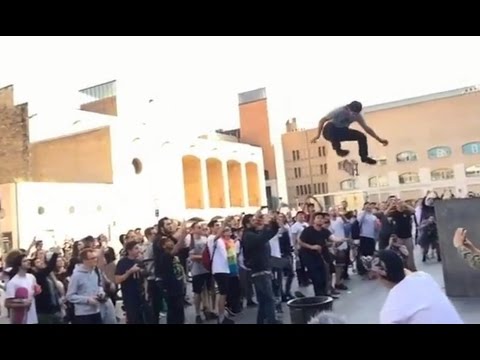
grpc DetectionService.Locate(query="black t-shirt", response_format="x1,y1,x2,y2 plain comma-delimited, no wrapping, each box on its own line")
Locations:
390,210,413,239
157,250,185,297
115,257,144,305
299,226,332,263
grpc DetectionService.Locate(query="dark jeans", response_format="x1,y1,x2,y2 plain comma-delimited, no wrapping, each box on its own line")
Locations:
73,313,102,324
124,299,145,324
323,122,369,158
147,279,165,324
357,236,376,275
282,254,294,296
239,267,254,304
38,312,63,324
226,276,242,312
251,273,277,324
295,252,310,287
166,295,185,324
305,260,327,296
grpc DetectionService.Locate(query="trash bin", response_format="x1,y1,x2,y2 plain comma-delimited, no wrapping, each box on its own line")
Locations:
286,296,334,324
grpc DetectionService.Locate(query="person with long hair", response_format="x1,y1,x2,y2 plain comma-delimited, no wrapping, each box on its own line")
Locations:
4,253,40,324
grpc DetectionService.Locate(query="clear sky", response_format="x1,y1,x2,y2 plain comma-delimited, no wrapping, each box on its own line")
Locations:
1,36,480,139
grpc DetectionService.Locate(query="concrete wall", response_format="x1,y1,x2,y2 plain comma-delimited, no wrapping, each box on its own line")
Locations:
0,85,31,183
80,96,117,116
0,183,19,249
15,182,114,250
30,127,113,183
435,198,480,297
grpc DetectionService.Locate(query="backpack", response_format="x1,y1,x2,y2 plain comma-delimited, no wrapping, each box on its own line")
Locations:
201,238,218,272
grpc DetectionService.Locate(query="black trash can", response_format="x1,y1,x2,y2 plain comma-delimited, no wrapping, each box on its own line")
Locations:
286,296,333,324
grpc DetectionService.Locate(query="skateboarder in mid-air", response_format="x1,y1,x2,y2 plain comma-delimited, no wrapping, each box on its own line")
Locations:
311,101,388,165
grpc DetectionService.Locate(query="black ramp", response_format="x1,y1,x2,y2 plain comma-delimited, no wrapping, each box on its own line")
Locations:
435,198,480,297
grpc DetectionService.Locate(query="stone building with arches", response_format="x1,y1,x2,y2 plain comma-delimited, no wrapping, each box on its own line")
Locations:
282,85,480,208
0,81,266,250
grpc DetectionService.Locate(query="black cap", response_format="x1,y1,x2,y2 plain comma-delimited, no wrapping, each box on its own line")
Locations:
361,249,405,284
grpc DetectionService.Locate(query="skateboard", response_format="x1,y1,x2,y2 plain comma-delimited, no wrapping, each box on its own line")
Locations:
338,159,359,176
11,287,29,324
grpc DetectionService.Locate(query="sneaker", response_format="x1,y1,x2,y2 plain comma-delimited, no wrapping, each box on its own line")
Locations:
204,311,218,321
294,291,306,298
336,149,350,157
335,284,348,291
361,157,377,165
329,289,341,299
195,315,203,324
225,307,241,317
275,303,283,313
219,317,235,324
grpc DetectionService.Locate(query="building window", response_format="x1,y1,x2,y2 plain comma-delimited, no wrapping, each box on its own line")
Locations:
325,183,328,193
324,164,328,174
300,186,304,196
37,206,45,215
340,179,357,191
396,151,418,163
296,186,300,196
292,150,296,161
296,150,300,160
321,183,327,194
320,164,325,175
318,146,326,157
368,176,389,188
264,170,270,180
303,185,307,195
294,167,302,179
465,165,480,178
428,146,452,159
399,172,420,184
462,142,480,155
431,168,454,181
314,183,318,193
307,184,312,194
132,158,143,174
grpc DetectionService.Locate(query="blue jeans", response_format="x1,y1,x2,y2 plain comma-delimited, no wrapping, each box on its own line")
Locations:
251,273,277,324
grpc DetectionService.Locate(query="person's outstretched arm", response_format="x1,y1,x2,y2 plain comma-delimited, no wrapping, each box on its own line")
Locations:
453,228,480,270
311,113,334,143
355,116,388,145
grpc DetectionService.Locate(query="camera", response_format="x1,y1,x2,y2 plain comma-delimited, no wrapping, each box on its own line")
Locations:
96,293,108,303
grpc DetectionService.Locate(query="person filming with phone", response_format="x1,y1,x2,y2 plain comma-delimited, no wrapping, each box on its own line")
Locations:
115,241,150,324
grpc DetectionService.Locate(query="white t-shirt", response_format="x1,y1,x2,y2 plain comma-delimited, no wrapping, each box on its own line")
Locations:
380,271,463,324
329,217,348,251
290,221,307,248
269,234,281,258
207,235,229,275
5,273,38,324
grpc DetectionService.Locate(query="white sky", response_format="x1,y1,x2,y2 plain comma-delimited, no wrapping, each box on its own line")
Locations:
1,36,480,139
